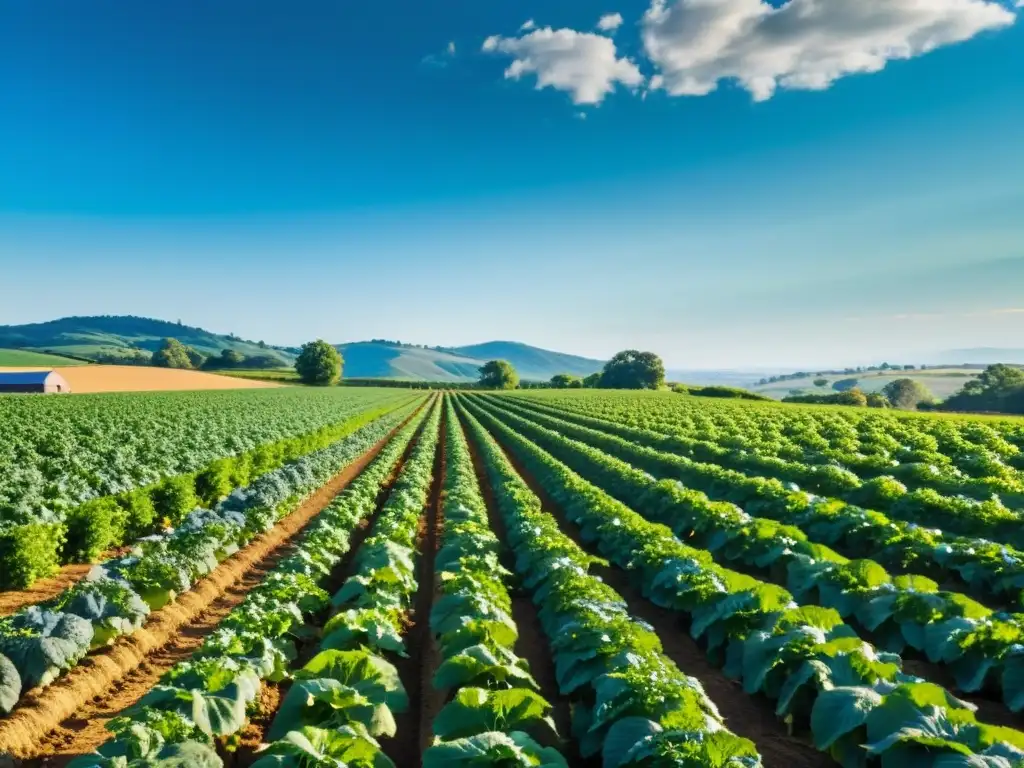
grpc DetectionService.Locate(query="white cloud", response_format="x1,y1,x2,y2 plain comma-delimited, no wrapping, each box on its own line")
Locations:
642,0,1016,101
598,12,625,32
520,19,537,32
447,41,457,55
482,27,644,105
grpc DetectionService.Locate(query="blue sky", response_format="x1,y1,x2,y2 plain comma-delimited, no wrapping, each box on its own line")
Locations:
0,0,1021,369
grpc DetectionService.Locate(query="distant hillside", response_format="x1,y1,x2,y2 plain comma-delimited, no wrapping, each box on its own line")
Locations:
337,342,484,381
0,316,293,365
0,317,604,382
0,348,88,367
932,348,1024,365
338,340,603,382
448,341,604,380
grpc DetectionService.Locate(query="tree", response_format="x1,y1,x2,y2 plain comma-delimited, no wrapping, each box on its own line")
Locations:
835,388,868,407
866,393,891,408
582,372,602,389
813,378,828,388
152,338,194,369
600,350,665,390
550,374,582,389
881,378,934,410
183,346,206,369
295,340,343,386
832,378,859,392
221,349,246,367
478,360,519,390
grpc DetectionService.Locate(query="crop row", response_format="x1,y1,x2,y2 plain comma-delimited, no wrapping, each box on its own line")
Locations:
505,394,1024,544
456,397,764,768
1,388,414,589
512,391,1024,510
474,395,1024,716
419,397,569,765
251,396,443,766
487,395,1024,609
460,395,1024,767
65,395,437,767
0,398,422,717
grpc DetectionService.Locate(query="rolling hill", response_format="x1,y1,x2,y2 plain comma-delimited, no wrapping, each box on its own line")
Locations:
447,341,603,381
0,316,605,381
0,316,294,365
336,340,604,382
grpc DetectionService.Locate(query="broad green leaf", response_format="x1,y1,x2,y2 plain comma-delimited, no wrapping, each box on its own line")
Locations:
810,686,882,750
432,687,557,741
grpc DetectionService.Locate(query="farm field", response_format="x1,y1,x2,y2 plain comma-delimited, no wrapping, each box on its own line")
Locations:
0,350,87,367
751,367,982,400
0,364,285,394
2,391,1024,767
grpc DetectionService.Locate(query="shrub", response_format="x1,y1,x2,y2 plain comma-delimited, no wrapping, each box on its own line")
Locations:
195,458,235,507
64,497,129,562
0,522,65,589
151,474,199,527
120,488,158,541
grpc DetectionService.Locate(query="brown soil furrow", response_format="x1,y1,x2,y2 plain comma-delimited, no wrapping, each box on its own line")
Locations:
469,408,832,768
0,548,135,618
385,406,445,768
6,406,423,764
209,404,437,768
459,411,580,763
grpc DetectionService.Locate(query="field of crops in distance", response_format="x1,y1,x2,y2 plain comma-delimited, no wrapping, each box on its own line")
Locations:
3,390,1024,767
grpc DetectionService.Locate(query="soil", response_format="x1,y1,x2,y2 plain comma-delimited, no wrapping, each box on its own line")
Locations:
0,365,280,394
383,406,446,768
224,682,284,768
8,405,424,765
460,412,582,765
212,404,436,768
463,403,833,768
0,547,135,618
479,397,1024,731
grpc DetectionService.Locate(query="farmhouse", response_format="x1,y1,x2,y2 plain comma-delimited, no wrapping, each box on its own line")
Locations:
0,370,71,394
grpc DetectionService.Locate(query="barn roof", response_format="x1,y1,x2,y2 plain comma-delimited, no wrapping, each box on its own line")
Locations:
0,371,61,385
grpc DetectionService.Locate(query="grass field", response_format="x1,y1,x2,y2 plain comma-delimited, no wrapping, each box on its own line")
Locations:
0,348,88,366
751,366,979,400
218,367,302,383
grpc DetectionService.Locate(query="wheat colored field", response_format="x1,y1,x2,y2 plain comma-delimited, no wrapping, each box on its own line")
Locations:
0,365,283,393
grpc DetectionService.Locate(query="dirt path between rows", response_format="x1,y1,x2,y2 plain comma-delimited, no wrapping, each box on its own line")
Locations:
8,405,425,765
458,409,582,766
384,407,445,768
477,397,1024,731
464,402,833,768
226,406,435,768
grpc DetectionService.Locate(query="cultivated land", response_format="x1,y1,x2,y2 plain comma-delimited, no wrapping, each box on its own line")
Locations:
3,389,1024,767
751,367,983,400
0,349,86,367
0,364,282,393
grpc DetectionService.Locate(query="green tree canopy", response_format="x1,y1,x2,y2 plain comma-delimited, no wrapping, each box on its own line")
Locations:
582,372,602,389
478,360,519,390
600,350,665,390
832,378,860,392
152,338,194,369
295,340,343,386
881,378,934,410
550,373,582,389
813,378,828,387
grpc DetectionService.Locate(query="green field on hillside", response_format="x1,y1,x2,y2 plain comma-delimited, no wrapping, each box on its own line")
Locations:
0,348,88,367
751,367,979,400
